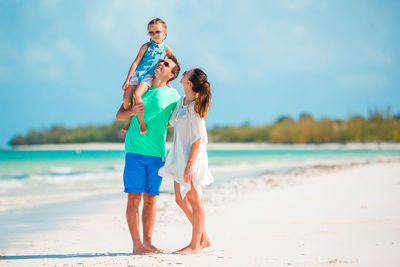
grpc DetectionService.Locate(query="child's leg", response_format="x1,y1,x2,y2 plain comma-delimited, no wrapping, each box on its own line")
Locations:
174,181,211,248
134,82,150,134
121,117,132,132
121,85,137,132
123,85,137,110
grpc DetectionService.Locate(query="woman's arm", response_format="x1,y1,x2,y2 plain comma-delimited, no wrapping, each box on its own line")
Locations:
122,43,149,90
184,138,201,183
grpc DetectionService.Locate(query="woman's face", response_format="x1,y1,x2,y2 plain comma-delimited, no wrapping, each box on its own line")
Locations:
180,69,194,95
148,23,165,43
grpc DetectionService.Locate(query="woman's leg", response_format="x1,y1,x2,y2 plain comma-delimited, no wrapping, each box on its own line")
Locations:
174,181,193,219
174,181,211,249
174,181,207,254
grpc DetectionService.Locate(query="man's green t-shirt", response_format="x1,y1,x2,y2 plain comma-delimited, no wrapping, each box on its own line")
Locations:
125,85,180,158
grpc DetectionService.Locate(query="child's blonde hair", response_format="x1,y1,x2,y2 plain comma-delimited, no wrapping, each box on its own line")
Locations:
148,18,167,40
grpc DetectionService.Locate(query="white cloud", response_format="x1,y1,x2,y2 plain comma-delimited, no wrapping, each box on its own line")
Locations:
40,0,61,11
0,33,20,81
280,0,314,13
86,0,180,58
55,39,85,66
24,39,85,80
198,51,240,85
254,20,335,72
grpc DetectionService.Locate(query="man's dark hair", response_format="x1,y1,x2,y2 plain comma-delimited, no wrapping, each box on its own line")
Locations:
167,55,180,82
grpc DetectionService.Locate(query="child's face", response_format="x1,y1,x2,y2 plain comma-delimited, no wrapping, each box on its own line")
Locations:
148,23,165,43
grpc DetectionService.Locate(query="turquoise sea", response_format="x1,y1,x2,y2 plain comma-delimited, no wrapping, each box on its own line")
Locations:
1,147,400,249
2,148,400,208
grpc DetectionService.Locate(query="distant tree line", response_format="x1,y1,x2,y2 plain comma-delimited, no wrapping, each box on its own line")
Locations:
9,109,400,145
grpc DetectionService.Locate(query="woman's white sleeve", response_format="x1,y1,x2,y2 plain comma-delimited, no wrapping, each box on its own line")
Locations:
168,98,182,127
190,108,208,145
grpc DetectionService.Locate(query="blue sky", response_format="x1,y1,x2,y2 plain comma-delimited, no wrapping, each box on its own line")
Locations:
1,0,399,146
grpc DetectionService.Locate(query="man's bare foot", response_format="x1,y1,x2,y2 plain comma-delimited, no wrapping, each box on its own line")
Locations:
140,124,147,134
132,246,152,255
143,242,163,253
173,245,201,254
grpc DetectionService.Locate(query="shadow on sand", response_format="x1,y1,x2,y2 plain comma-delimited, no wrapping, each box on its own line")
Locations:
0,252,132,260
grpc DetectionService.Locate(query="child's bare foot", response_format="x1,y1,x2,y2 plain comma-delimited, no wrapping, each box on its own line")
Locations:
121,123,130,132
173,245,201,254
140,124,147,134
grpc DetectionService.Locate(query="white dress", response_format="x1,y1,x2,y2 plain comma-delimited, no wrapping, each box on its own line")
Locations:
158,96,214,198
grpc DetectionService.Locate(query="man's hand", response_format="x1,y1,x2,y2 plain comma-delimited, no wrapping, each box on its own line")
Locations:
129,103,144,116
184,164,194,183
122,80,130,91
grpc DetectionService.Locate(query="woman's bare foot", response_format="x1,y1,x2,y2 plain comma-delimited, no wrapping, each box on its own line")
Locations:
132,245,153,255
200,233,211,249
173,245,201,254
201,240,212,249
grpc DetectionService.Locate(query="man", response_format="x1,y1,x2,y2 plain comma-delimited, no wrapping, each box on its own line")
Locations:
116,56,180,254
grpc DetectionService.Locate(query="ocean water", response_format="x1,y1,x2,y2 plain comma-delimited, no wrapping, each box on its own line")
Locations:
1,147,400,249
1,147,400,213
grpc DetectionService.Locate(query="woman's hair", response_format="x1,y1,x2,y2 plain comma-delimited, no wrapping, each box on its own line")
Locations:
188,68,212,118
148,18,167,40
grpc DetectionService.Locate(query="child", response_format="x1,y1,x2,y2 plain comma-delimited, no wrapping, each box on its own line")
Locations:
121,18,173,133
158,68,214,254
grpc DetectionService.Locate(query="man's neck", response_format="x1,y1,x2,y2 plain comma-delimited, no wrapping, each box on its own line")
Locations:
151,77,167,88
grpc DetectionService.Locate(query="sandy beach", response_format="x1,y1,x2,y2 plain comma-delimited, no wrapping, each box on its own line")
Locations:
1,155,400,266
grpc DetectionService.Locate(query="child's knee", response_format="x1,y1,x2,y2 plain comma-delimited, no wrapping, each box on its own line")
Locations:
122,98,131,109
133,92,143,103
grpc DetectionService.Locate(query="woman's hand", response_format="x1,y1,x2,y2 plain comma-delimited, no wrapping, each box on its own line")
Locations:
184,164,194,183
122,80,130,91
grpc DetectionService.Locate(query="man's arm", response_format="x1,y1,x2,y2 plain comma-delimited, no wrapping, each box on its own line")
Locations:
116,103,144,120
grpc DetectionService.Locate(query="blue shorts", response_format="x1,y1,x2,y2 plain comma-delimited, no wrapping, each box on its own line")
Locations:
123,153,164,195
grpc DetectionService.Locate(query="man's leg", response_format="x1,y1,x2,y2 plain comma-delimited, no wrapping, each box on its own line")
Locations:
142,192,159,251
126,193,151,254
142,155,164,252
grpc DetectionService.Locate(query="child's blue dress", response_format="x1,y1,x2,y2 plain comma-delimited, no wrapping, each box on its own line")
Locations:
130,40,167,85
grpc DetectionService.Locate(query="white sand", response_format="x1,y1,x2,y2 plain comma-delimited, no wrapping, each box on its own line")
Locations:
1,160,400,266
